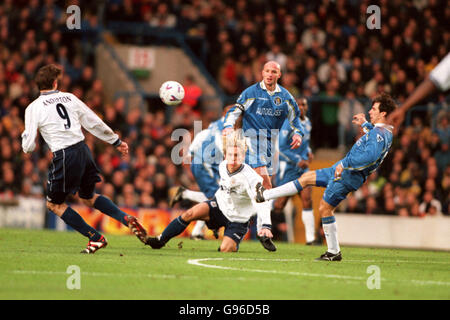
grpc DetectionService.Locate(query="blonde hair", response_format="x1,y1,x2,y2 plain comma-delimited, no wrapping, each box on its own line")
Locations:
223,129,247,155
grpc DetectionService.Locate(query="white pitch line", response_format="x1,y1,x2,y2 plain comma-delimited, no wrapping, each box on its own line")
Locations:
187,258,365,280
187,258,450,287
11,257,450,287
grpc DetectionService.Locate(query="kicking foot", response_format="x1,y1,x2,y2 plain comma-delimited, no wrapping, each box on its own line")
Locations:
258,235,276,252
315,251,342,261
126,215,147,244
145,236,166,249
81,235,108,254
169,186,185,207
255,182,266,203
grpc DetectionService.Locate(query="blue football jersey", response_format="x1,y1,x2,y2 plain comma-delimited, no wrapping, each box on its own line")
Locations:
339,122,393,187
223,81,304,139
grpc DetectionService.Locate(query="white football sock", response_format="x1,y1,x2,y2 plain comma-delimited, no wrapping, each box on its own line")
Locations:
191,220,205,237
182,190,208,203
284,199,295,243
263,180,302,201
322,216,340,254
302,209,315,243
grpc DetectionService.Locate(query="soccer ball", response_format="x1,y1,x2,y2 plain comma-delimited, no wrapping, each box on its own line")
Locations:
159,81,185,106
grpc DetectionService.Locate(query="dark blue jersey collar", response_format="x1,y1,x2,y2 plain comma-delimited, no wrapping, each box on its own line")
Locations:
40,90,59,96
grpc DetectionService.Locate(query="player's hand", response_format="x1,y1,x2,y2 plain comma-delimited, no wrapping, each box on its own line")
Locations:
352,113,367,126
290,134,302,149
117,141,129,156
222,127,234,136
297,160,309,169
258,227,273,238
334,163,344,179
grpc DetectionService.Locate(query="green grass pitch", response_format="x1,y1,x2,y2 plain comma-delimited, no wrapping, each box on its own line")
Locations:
0,228,449,300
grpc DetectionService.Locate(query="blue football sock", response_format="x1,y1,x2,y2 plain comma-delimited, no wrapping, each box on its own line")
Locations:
94,195,128,226
160,216,189,243
61,207,102,241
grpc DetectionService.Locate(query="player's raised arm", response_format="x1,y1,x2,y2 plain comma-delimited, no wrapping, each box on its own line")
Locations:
222,103,244,135
388,52,450,128
21,104,39,153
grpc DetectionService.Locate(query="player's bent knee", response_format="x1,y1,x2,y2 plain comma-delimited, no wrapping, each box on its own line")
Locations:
303,199,312,209
220,243,237,252
319,200,334,217
181,209,195,222
220,236,238,252
46,201,67,216
80,193,99,207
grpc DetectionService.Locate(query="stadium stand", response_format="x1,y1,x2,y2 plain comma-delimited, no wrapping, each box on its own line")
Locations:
0,0,448,234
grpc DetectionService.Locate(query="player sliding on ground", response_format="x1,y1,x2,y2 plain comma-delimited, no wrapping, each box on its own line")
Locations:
21,64,147,253
255,93,396,261
146,131,273,252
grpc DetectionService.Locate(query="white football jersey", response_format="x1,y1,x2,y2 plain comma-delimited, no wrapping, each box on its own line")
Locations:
214,161,271,225
22,90,119,153
429,52,450,91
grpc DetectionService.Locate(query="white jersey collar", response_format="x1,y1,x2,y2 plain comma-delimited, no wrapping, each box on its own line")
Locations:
260,81,281,95
375,122,394,133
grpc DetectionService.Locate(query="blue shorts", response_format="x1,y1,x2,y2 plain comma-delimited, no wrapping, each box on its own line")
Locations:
190,163,220,199
205,198,249,245
275,161,308,186
47,141,101,204
315,163,359,207
245,135,275,175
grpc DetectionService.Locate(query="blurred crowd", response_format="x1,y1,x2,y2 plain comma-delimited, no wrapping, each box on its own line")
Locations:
0,0,449,218
106,0,449,148
0,0,201,209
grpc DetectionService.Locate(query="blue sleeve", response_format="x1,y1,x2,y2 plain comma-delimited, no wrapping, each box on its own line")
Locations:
224,88,253,129
223,105,242,129
341,129,384,170
362,121,374,133
236,87,251,105
286,95,304,136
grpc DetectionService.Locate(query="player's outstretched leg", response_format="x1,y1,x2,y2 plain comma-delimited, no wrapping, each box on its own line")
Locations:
125,215,148,244
256,171,317,203
81,194,147,244
146,202,210,249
